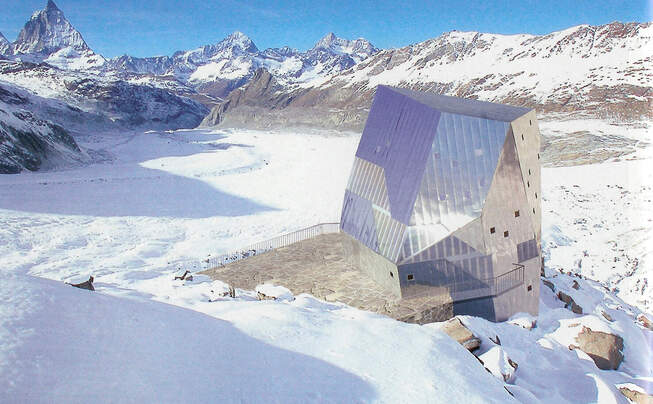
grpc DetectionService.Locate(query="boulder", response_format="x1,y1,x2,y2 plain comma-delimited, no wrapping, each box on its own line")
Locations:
441,317,481,351
571,326,624,370
558,291,583,314
542,279,555,292
174,270,192,281
478,346,518,383
69,276,94,291
617,384,653,404
572,280,580,290
601,311,613,322
637,314,653,331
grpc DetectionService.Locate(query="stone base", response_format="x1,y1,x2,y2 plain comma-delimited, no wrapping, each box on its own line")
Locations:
200,233,453,324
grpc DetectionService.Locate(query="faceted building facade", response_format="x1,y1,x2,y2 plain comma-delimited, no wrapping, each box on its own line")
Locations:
340,85,542,321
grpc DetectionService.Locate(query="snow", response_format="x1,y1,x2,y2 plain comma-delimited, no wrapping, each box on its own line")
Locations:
1,122,652,402
255,284,294,301
542,157,653,312
338,23,651,109
0,272,511,403
478,346,516,382
438,270,653,403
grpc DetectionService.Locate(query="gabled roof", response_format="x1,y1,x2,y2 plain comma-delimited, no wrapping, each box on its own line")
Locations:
382,85,531,122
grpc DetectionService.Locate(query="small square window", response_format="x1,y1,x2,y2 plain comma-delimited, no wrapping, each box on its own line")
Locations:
527,181,530,187
514,210,520,217
527,285,533,292
529,119,532,126
528,169,531,175
521,134,524,141
535,192,538,199
490,227,496,234
504,230,509,238
390,271,394,278
533,208,536,214
537,153,540,160
407,274,414,281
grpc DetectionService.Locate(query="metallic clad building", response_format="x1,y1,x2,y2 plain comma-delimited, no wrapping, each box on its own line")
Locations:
340,85,542,321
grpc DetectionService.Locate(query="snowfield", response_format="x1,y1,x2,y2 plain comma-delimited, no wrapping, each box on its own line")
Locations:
1,125,651,402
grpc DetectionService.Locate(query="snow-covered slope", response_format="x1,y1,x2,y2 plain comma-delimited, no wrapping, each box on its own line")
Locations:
1,271,516,403
10,0,105,70
0,126,650,402
0,60,208,133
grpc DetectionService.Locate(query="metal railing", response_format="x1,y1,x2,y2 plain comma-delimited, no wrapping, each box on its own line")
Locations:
401,264,524,302
189,222,341,271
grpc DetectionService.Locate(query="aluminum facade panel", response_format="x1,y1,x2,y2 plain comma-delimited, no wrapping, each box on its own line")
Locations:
347,157,390,211
355,85,441,225
340,189,379,253
387,85,530,122
403,113,507,262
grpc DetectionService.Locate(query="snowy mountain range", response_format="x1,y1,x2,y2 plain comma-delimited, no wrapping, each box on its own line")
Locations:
106,31,379,98
0,1,382,169
202,22,653,130
0,0,650,172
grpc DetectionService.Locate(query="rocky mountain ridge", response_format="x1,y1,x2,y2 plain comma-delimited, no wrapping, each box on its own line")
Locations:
202,21,652,130
107,31,379,99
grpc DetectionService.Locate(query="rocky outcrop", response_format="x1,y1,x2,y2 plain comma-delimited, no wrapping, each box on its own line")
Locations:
441,317,481,351
200,68,310,128
637,314,653,330
542,279,555,292
0,86,83,173
69,276,94,291
571,326,624,370
618,384,653,404
558,291,583,314
0,61,208,132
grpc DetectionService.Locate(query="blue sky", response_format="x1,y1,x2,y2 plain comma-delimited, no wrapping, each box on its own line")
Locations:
0,0,649,58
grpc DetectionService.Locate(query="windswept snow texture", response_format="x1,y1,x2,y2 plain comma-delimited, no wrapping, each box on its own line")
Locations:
0,272,513,403
0,124,651,402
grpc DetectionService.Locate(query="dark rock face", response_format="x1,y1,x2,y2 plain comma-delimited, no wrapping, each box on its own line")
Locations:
0,104,81,174
0,61,208,132
572,326,624,370
558,291,583,314
200,68,305,127
69,276,95,291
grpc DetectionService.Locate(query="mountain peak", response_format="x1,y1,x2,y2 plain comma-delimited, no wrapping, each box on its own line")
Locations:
310,33,378,63
218,31,258,53
46,0,60,12
13,0,91,55
314,33,338,49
